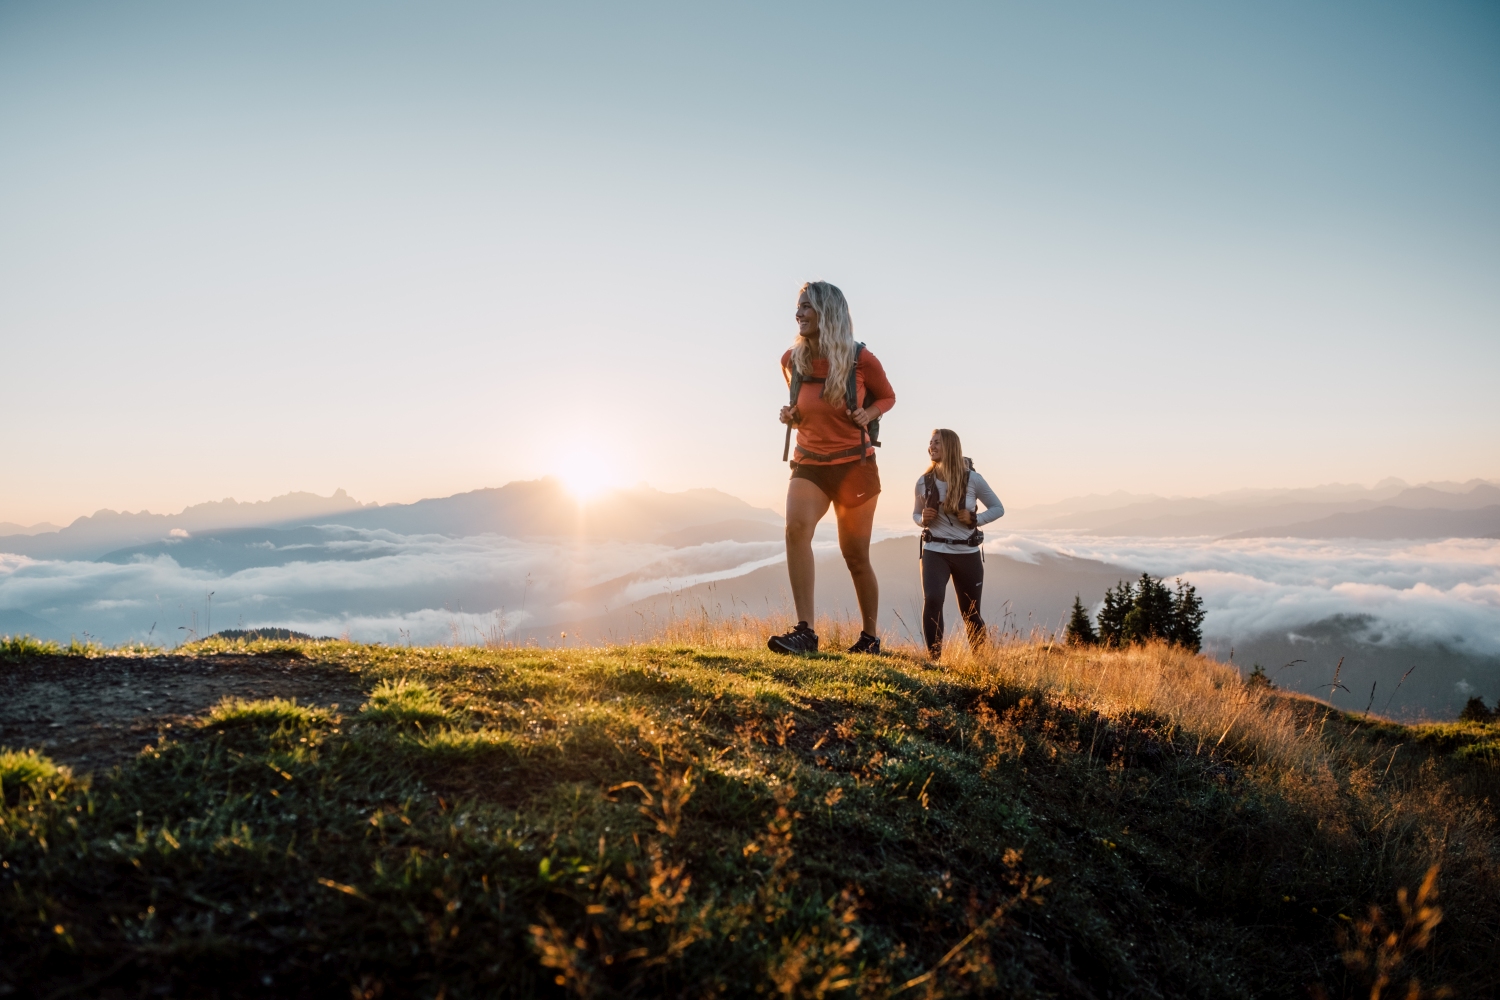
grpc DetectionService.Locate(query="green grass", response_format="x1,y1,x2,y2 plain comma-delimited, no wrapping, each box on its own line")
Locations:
0,633,113,661
0,748,70,807
2,638,1496,998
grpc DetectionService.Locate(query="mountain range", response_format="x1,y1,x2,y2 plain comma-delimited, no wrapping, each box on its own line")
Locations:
6,477,1497,561
0,480,782,562
1008,480,1500,539
1227,503,1500,540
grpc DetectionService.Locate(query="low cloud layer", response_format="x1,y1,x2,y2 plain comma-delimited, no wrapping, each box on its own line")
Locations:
3,527,1497,660
1010,532,1500,657
0,529,788,645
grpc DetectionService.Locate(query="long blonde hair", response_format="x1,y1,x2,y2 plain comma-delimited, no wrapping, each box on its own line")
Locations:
929,428,970,516
790,281,856,409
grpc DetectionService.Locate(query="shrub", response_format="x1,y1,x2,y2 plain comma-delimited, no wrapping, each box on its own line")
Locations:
1246,663,1274,690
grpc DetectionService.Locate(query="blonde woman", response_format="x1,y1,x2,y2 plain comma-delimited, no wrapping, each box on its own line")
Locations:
769,281,896,655
915,428,1004,659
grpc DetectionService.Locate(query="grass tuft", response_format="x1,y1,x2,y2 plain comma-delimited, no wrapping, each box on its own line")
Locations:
0,748,70,805
1,633,141,661
204,696,332,730
1,634,62,661
359,677,451,727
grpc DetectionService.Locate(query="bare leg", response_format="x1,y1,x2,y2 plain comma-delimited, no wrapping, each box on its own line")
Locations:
785,478,832,625
833,495,879,635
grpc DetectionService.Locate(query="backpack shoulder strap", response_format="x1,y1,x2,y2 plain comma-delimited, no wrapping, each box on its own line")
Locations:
846,342,864,408
786,361,802,405
849,342,882,447
923,470,940,510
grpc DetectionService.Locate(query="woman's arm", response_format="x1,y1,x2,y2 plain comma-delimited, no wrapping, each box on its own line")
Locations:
913,479,928,527
859,351,896,414
970,471,1005,527
848,353,894,429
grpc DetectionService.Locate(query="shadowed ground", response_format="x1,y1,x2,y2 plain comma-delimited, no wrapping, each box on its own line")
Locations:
2,627,1497,998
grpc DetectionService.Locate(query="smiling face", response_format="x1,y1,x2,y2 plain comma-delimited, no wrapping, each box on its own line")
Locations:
795,290,820,339
928,431,944,463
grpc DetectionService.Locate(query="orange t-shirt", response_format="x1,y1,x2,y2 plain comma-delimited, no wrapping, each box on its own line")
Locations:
780,348,896,465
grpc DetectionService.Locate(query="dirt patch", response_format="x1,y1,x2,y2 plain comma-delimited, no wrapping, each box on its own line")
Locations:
0,653,369,772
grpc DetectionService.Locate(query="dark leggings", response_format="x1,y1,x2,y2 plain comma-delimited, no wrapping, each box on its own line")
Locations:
921,548,986,657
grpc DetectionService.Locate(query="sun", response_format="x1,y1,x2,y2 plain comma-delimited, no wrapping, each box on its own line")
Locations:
555,449,623,501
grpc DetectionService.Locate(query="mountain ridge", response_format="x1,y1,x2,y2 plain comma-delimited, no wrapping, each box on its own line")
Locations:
1008,482,1500,537
1226,504,1500,541
0,481,783,561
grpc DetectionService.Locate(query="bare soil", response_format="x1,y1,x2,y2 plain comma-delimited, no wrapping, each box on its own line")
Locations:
0,652,368,772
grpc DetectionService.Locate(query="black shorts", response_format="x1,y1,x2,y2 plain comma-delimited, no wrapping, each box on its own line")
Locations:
790,456,881,508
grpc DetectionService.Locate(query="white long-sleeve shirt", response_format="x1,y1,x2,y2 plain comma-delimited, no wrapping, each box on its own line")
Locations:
912,466,1005,555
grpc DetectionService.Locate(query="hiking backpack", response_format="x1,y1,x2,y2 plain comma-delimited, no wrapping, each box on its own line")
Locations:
921,458,984,551
781,342,882,463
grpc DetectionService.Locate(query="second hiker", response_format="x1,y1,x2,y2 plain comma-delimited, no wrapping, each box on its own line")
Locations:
915,428,1005,659
768,281,896,655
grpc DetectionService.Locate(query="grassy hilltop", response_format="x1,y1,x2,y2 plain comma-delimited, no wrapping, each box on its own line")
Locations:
2,622,1498,998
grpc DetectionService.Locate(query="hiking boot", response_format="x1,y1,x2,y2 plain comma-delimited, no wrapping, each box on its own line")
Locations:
768,622,819,655
847,631,882,655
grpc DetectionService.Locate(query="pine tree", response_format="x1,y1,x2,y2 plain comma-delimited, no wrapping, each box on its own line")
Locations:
1458,696,1495,724
1120,573,1173,644
1168,578,1205,653
1141,573,1175,637
1098,574,1207,651
1065,595,1098,646
1096,579,1134,646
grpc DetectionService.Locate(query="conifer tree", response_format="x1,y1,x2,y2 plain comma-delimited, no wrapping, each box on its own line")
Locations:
1096,579,1134,646
1111,573,1203,650
1168,578,1206,653
1458,696,1494,724
1065,595,1098,646
1141,573,1176,637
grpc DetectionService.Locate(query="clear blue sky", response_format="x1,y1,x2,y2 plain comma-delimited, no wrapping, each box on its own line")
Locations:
2,1,1497,526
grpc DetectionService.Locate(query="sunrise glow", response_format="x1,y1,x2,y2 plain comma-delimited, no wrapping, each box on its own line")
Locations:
555,449,624,501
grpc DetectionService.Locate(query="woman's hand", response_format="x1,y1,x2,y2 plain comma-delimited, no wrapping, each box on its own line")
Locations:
779,405,801,426
956,509,976,528
920,507,938,527
848,405,876,429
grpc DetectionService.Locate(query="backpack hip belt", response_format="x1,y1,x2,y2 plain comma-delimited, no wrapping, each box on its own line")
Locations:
794,444,870,463
921,528,984,547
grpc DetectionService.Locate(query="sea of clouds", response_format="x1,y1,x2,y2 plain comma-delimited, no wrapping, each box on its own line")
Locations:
0,528,817,646
2,527,1497,658
996,531,1500,658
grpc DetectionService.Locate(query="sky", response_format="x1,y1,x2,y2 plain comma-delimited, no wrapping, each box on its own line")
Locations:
2,1,1498,528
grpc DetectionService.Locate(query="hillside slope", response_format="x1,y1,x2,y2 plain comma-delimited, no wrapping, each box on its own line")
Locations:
518,537,1130,645
3,633,1497,998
